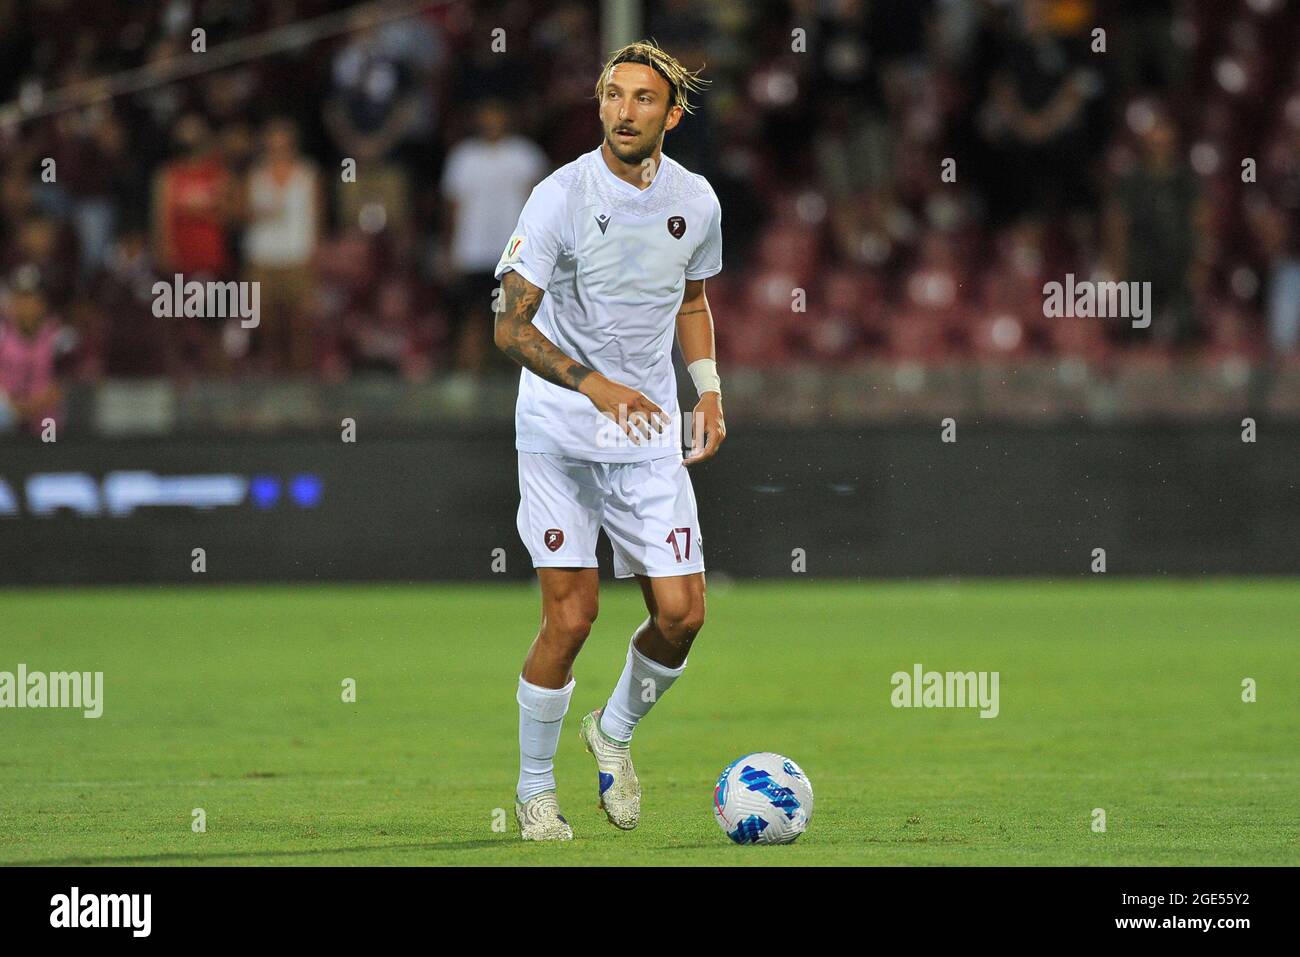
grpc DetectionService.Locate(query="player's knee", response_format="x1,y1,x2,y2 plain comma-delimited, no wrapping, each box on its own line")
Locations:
654,599,705,647
544,600,598,648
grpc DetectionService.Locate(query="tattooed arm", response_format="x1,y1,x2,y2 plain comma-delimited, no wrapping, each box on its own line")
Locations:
493,269,593,391
494,269,666,437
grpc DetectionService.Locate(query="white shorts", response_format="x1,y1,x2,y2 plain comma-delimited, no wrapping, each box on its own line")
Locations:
517,451,705,579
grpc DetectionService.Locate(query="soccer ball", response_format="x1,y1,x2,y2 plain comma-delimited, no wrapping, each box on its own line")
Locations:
713,752,814,845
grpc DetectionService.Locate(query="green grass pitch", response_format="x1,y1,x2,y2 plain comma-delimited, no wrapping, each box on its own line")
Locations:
2,580,1296,866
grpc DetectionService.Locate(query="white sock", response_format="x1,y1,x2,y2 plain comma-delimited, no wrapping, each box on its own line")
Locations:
516,675,575,804
599,637,686,744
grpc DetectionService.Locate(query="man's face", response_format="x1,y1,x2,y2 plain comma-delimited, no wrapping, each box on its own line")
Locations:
478,104,508,141
175,115,211,155
598,63,682,166
264,123,296,158
1143,118,1177,162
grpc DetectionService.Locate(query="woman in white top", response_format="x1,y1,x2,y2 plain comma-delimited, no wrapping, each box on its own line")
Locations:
242,118,323,372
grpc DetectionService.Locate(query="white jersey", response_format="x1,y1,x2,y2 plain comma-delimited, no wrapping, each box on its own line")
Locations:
493,145,722,462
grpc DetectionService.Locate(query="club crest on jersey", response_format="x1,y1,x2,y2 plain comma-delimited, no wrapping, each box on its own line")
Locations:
594,213,611,235
501,235,525,264
544,528,564,552
667,215,686,239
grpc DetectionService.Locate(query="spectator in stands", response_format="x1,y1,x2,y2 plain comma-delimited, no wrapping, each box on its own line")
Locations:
2,213,71,297
980,0,1097,221
0,265,64,436
1105,108,1204,346
370,8,449,195
100,227,172,376
151,113,235,278
324,22,421,234
1249,123,1300,355
439,99,546,374
242,117,323,372
1112,0,1185,95
46,108,131,282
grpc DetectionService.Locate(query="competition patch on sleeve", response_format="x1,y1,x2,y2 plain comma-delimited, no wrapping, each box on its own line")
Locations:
501,234,526,265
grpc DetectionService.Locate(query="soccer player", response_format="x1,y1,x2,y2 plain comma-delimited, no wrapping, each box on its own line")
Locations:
492,40,726,840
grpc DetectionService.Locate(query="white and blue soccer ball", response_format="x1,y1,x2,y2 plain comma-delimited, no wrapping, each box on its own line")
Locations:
713,752,814,845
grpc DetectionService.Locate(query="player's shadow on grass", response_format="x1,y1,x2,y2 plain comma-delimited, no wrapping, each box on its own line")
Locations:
7,839,516,866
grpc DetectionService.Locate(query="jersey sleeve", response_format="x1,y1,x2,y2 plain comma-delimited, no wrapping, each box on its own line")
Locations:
685,188,722,280
493,177,568,290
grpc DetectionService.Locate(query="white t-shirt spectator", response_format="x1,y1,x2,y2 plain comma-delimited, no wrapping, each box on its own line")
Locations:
442,135,548,273
244,164,318,268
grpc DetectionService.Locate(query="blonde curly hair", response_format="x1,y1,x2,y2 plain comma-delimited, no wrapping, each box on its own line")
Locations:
594,39,710,115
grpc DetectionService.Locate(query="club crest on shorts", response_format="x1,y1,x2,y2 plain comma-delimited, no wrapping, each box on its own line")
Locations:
667,215,686,239
544,528,564,552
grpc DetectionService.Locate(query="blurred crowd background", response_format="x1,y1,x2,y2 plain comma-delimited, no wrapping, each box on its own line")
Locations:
1,0,1298,435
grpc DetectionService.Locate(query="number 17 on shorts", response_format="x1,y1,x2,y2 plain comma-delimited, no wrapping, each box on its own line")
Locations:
517,452,705,579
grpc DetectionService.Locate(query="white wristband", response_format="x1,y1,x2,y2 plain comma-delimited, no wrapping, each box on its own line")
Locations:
687,358,721,397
